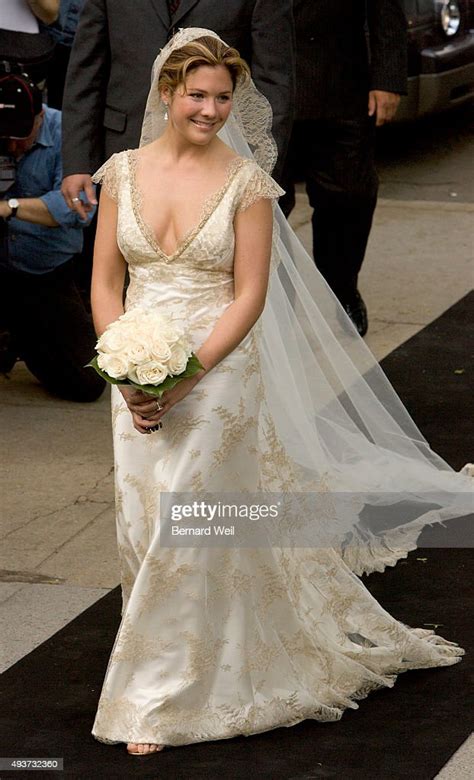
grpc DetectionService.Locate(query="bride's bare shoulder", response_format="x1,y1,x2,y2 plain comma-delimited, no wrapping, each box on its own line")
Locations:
214,140,243,165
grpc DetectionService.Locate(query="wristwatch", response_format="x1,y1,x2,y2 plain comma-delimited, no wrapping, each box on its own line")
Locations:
6,198,19,220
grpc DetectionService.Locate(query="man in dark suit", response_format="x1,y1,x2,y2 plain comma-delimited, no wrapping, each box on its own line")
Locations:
280,0,407,336
61,0,294,214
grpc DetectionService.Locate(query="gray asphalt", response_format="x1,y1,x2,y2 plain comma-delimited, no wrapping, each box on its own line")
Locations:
377,103,474,203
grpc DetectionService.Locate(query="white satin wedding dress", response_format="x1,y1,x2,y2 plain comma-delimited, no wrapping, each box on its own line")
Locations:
89,147,466,747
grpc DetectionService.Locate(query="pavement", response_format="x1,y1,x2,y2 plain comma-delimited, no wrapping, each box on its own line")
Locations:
1,183,473,777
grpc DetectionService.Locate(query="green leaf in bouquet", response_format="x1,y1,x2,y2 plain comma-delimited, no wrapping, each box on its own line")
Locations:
86,353,204,397
85,354,131,386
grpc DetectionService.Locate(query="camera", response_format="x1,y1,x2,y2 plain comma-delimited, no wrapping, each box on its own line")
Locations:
0,69,42,213
0,66,41,252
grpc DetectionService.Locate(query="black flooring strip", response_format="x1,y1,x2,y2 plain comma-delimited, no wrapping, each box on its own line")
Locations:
1,293,472,779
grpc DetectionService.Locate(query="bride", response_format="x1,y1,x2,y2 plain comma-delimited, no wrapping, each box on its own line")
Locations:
90,29,472,756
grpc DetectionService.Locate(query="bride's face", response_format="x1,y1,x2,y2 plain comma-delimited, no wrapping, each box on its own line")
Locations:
163,64,234,145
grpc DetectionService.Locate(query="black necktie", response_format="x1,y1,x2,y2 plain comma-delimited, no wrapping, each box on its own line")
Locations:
168,0,181,16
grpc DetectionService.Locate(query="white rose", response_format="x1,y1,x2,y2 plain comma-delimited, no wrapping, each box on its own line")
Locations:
149,335,172,362
174,334,192,353
97,352,130,380
167,344,189,376
146,321,178,346
161,322,184,344
122,340,152,364
130,360,169,386
96,323,129,354
120,308,144,323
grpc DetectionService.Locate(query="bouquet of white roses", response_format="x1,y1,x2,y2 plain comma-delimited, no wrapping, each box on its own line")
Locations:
87,307,203,397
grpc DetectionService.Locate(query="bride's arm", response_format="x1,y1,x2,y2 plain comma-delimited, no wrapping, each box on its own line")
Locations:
90,189,158,430
90,190,126,338
195,197,273,373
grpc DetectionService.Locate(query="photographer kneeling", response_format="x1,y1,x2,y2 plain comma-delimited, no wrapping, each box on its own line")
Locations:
0,74,105,402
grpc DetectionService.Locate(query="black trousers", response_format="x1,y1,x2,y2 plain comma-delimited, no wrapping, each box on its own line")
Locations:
0,259,105,402
45,43,71,110
280,116,379,306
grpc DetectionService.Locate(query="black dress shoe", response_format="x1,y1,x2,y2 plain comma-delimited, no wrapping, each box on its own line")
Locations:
343,291,368,337
0,329,18,374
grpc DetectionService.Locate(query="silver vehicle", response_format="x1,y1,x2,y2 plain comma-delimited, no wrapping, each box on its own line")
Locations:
397,0,474,119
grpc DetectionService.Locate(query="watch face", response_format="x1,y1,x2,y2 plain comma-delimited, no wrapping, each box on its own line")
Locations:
8,199,19,209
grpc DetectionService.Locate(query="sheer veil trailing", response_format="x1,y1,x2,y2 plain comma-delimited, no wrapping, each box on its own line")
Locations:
140,28,472,575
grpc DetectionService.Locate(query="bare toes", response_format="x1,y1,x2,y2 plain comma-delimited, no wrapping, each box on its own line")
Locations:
127,742,163,755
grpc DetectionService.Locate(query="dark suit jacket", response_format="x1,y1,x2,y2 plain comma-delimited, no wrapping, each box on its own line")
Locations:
61,0,295,179
293,0,407,120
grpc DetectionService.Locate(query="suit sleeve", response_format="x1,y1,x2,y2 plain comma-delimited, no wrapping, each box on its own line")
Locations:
250,0,295,182
61,0,110,177
367,0,408,95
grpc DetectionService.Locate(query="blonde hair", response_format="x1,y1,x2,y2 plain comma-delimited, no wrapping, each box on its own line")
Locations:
158,35,250,95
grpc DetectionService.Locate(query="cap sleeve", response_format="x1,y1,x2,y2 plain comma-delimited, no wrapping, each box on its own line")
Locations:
236,164,285,213
92,153,120,202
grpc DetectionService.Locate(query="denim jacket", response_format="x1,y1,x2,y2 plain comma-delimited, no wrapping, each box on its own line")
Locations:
42,0,85,47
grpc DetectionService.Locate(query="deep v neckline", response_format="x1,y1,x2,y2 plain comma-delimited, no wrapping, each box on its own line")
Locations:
127,150,247,262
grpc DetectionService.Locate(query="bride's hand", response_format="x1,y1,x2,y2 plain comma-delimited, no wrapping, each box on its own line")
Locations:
119,386,162,434
121,374,204,434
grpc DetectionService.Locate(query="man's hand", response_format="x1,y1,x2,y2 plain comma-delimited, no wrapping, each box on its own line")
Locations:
62,174,97,221
368,91,401,126
0,201,11,220
27,0,59,25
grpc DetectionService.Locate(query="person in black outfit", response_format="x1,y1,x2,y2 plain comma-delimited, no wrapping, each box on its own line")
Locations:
61,0,295,214
59,0,294,310
280,0,407,336
43,0,85,110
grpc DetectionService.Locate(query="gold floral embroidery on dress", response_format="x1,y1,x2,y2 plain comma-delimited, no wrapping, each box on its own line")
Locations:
127,150,248,262
111,402,128,427
134,552,197,618
114,483,124,516
236,629,281,679
191,389,208,402
254,563,290,612
258,412,300,491
204,550,253,607
279,628,330,669
177,629,229,684
240,333,261,387
116,556,135,611
112,616,175,665
190,470,205,492
160,413,209,467
168,281,233,325
214,362,238,374
236,164,284,213
93,691,315,746
122,473,161,541
91,153,120,202
211,399,257,467
118,432,135,442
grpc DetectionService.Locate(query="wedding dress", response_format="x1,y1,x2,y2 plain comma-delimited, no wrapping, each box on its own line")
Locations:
90,29,472,747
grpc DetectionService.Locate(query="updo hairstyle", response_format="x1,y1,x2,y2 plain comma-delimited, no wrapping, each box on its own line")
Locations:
158,35,251,97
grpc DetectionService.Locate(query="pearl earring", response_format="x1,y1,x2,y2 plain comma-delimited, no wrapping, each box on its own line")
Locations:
163,102,168,121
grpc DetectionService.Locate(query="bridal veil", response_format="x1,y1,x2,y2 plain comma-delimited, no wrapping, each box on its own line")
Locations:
138,28,472,575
